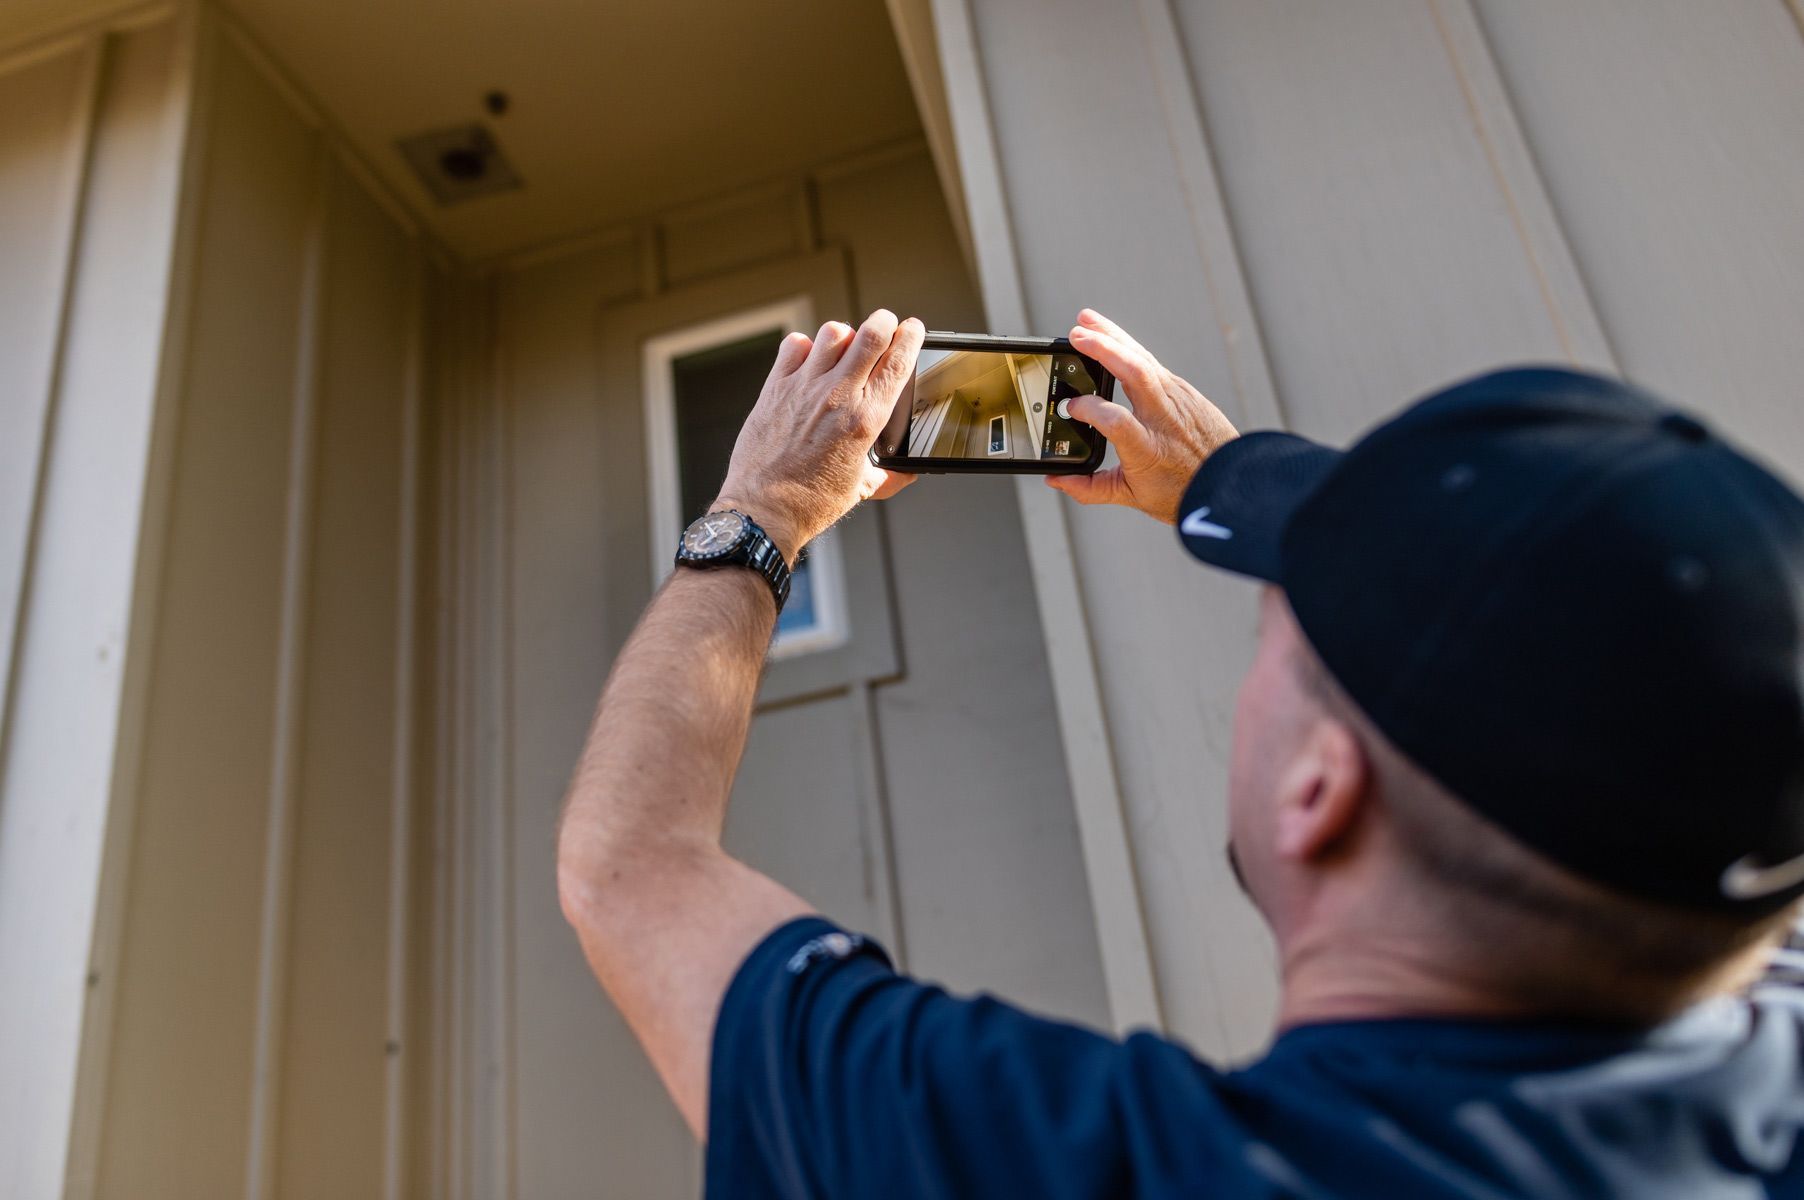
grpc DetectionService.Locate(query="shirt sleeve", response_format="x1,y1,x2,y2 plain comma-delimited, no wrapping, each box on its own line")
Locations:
704,916,1182,1199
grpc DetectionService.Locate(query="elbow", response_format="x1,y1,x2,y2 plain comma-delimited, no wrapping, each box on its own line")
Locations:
556,809,719,935
555,821,614,934
557,861,610,943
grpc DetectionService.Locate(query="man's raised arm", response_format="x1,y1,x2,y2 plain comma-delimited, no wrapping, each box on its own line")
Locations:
555,311,923,1135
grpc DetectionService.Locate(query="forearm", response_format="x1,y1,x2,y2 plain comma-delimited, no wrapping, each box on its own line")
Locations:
555,312,921,1137
563,566,771,860
556,566,811,1133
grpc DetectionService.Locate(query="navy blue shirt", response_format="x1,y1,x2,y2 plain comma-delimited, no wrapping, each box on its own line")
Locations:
706,917,1804,1198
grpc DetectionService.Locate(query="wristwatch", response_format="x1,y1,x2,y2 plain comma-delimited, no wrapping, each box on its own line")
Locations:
674,509,791,612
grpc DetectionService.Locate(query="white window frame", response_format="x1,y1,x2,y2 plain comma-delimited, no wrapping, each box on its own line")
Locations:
986,413,1008,456
641,296,849,659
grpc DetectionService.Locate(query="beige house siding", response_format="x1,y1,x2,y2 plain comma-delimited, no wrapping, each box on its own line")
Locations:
0,17,191,1198
1472,0,1804,474
0,9,434,1198
88,17,432,1200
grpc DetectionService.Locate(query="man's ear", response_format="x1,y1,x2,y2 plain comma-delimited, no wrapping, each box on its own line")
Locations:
1273,718,1370,863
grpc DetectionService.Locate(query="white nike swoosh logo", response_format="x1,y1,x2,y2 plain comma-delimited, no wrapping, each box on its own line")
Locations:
1180,506,1233,540
1720,850,1804,901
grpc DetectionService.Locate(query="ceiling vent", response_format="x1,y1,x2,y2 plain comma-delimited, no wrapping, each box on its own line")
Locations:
396,123,522,206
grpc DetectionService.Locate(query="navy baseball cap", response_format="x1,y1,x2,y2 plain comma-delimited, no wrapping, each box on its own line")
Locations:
1178,367,1804,914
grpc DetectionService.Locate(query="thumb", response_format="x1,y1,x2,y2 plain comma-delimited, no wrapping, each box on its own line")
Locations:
1064,394,1155,464
863,463,918,501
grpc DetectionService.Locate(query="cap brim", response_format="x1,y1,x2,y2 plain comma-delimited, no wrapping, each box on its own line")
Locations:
1177,431,1342,581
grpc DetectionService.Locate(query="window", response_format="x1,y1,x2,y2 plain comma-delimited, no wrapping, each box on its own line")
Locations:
987,413,1008,456
643,298,848,658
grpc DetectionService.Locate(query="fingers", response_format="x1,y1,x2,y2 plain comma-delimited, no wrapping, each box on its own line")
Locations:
1064,393,1155,462
832,309,899,385
866,316,925,406
1046,468,1132,507
802,320,855,374
1074,309,1150,357
1068,325,1165,402
768,330,813,379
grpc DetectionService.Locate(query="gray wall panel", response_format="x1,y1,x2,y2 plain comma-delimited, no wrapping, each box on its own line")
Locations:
0,25,184,1197
0,49,87,717
1172,0,1584,441
274,159,413,1200
1475,0,1804,478
96,33,315,1196
958,0,1289,1056
877,474,1111,1023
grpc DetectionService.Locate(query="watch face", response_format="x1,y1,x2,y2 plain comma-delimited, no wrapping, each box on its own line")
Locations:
682,510,748,557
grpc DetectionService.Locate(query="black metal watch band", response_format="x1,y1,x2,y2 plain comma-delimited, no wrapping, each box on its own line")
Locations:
673,509,792,612
736,517,792,612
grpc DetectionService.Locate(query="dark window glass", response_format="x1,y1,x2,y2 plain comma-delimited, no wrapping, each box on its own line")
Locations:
672,330,784,525
670,328,822,642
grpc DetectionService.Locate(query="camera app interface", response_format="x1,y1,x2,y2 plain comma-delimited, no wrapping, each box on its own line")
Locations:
896,349,1098,462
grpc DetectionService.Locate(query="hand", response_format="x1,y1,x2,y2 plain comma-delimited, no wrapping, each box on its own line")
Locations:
1045,309,1239,523
714,310,924,562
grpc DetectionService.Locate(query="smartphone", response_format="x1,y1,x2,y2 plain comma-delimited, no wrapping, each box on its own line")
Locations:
871,332,1114,474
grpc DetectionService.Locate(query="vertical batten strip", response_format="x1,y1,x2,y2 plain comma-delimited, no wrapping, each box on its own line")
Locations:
1130,0,1284,430
65,9,216,1195
446,282,474,1200
241,137,331,1200
928,0,1164,1036
486,273,522,1200
426,273,457,1200
848,679,907,967
381,248,427,1200
450,276,485,1200
0,34,106,797
1433,0,1617,371
0,30,107,1200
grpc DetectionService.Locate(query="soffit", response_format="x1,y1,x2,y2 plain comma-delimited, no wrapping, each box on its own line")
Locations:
221,0,923,261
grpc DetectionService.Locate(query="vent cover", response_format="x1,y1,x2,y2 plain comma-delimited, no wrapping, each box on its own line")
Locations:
396,123,522,206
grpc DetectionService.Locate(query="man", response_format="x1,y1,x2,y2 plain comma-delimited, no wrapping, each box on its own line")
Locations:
557,308,1804,1196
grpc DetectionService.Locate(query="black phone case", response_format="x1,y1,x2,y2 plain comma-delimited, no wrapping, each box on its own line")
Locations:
869,332,1115,475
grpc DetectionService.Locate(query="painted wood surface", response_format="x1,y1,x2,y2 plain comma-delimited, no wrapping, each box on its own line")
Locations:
1474,0,1804,479
0,21,181,1200
0,12,434,1197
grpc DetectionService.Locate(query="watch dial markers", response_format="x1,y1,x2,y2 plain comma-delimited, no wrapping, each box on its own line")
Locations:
683,510,747,556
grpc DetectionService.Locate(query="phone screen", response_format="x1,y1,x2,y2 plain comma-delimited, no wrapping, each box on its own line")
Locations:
878,347,1102,465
